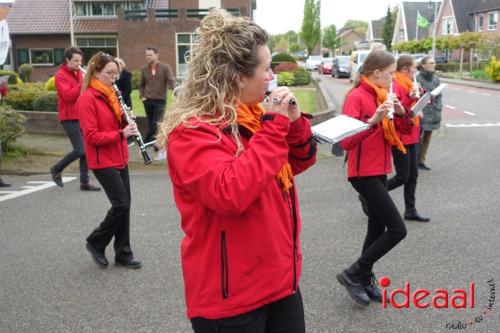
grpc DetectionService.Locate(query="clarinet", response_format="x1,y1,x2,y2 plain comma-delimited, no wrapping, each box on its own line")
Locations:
112,84,153,165
80,66,153,165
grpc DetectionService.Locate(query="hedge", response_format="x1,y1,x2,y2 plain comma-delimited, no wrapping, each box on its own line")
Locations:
0,70,21,84
33,92,58,112
0,106,26,152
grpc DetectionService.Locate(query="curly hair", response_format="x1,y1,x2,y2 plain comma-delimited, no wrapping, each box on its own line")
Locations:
156,9,268,153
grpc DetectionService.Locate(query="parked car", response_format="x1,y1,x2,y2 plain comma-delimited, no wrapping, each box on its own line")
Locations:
318,57,334,74
305,55,322,71
434,55,447,64
349,50,370,82
331,56,350,78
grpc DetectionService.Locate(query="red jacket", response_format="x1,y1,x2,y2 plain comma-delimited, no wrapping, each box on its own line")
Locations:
77,87,128,170
55,64,83,121
167,113,316,319
393,80,420,145
340,80,412,178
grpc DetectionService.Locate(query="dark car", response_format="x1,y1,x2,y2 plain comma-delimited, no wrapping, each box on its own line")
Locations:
332,56,350,78
318,57,334,74
434,55,447,64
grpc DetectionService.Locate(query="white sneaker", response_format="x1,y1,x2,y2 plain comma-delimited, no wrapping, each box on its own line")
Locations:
155,149,167,161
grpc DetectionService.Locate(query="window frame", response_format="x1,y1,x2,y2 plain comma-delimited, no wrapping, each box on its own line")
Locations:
488,11,498,31
74,1,145,17
29,48,54,66
478,15,484,32
441,16,453,35
176,32,198,78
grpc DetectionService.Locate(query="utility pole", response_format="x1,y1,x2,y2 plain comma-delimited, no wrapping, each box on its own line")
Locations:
432,1,438,57
69,0,75,46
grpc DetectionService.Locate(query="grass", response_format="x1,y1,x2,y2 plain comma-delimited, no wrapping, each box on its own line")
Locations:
130,87,316,116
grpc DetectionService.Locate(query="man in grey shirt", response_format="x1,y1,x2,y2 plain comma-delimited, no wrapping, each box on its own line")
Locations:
139,47,176,149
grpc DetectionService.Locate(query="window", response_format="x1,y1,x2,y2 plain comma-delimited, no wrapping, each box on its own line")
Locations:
76,37,117,48
488,12,498,31
478,15,484,32
30,49,54,65
399,29,405,39
176,33,198,77
74,2,144,17
442,17,453,35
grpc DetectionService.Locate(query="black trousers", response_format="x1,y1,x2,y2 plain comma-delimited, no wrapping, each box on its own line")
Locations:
351,176,407,270
387,144,419,212
191,289,305,333
54,120,89,184
143,99,166,144
86,166,133,260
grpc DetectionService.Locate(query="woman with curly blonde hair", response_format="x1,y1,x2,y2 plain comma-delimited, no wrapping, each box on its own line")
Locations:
157,9,316,333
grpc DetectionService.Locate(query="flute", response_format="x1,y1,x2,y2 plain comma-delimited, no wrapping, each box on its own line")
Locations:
387,80,395,119
80,66,154,165
413,74,421,99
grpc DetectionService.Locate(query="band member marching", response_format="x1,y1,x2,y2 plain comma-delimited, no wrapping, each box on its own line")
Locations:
388,55,430,222
337,50,412,306
77,52,142,269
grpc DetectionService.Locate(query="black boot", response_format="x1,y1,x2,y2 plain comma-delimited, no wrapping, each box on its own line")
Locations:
337,262,371,306
363,273,382,303
404,209,430,222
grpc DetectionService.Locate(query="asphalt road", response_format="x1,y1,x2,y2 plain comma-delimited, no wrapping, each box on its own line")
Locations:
1,77,499,332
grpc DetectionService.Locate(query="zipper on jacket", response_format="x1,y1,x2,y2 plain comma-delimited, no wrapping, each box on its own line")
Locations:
284,187,298,292
96,146,100,164
220,231,229,299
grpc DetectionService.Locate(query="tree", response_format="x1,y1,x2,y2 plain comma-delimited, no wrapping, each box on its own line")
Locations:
300,0,321,55
381,6,396,51
343,20,368,35
323,24,341,55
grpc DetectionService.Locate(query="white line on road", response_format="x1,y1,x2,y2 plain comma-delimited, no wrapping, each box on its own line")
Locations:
446,122,500,128
445,105,457,109
467,90,476,93
462,111,476,116
0,177,76,203
481,92,492,96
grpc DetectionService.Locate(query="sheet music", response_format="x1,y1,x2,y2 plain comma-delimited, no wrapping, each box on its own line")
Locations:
431,83,447,96
311,115,371,144
411,92,431,114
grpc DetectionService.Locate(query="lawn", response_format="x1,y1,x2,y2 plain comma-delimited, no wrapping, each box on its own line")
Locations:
130,87,316,116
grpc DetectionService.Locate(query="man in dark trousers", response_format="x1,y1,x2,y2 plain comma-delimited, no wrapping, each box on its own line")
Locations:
139,47,175,150
50,47,100,191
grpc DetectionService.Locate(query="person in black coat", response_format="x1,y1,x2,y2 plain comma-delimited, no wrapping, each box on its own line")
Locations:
115,58,133,109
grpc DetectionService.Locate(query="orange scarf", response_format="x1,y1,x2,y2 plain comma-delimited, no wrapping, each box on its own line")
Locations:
236,103,293,192
360,76,406,153
89,78,122,122
394,72,420,128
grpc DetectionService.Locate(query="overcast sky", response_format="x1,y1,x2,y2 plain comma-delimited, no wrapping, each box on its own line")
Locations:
253,0,431,35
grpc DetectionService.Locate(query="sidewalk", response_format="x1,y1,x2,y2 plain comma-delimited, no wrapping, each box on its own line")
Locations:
438,76,500,91
1,133,168,175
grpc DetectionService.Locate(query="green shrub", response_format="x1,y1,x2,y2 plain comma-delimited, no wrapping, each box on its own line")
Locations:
292,68,311,86
277,72,295,86
272,53,296,63
45,76,56,91
132,69,141,89
4,84,45,110
33,92,58,112
0,106,26,152
0,70,21,84
485,56,500,82
19,63,33,82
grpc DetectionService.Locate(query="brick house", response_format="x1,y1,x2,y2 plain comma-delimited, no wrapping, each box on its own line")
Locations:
337,28,365,55
6,0,254,82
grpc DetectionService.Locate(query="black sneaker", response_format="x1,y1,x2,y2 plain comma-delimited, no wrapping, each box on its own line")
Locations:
50,166,63,187
0,178,10,187
363,273,383,303
418,162,431,171
85,242,108,268
80,183,101,191
115,257,142,269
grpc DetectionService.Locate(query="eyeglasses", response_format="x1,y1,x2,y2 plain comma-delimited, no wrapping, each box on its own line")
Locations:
105,71,119,77
425,62,436,65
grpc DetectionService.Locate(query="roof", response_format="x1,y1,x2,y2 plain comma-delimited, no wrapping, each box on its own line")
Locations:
7,0,168,35
403,1,441,40
471,0,500,13
450,0,476,32
371,17,386,40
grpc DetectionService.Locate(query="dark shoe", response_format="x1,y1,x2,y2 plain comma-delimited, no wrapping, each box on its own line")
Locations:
404,210,430,222
418,162,431,171
359,194,369,217
85,242,108,268
336,263,370,306
363,273,383,303
50,166,63,187
115,257,142,269
0,178,10,187
80,183,101,191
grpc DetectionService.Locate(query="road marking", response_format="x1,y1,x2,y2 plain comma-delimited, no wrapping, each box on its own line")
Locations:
446,122,500,128
463,111,476,116
445,105,457,109
467,90,476,93
0,177,76,203
481,92,492,96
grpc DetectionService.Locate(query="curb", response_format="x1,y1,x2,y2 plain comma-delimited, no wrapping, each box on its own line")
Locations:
439,77,500,91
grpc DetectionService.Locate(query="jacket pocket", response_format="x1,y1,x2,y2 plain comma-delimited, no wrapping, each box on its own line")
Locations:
220,231,229,299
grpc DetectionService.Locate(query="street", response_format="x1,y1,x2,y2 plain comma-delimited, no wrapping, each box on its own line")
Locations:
1,78,499,332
